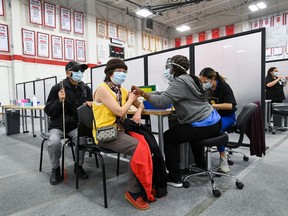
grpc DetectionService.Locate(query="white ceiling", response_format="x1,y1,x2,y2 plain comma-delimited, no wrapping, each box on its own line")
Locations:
46,0,288,38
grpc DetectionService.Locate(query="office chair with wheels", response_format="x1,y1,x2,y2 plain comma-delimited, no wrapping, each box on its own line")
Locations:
270,103,288,134
225,102,257,165
39,132,75,173
183,132,244,197
75,104,120,208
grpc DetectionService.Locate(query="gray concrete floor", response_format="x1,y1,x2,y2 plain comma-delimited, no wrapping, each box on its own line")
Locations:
0,118,287,216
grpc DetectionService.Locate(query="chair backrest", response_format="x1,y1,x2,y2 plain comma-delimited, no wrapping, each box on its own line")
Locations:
77,105,94,137
236,102,257,133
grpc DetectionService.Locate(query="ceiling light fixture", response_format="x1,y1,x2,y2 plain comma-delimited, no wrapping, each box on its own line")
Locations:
249,1,267,12
176,25,191,32
136,8,153,17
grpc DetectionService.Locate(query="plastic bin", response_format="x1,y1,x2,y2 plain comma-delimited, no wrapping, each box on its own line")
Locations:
5,109,20,135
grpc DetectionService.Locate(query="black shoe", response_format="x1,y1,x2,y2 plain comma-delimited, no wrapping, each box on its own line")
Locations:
50,167,62,185
74,164,88,180
167,173,182,188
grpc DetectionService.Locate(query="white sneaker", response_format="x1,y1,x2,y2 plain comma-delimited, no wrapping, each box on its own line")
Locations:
219,155,230,173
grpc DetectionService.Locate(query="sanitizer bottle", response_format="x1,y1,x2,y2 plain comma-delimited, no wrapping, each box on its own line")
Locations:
32,95,38,107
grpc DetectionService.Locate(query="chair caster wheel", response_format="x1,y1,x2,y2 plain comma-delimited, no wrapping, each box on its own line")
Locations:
213,189,221,197
243,156,249,161
228,160,234,165
272,132,275,134
236,181,244,189
228,152,233,155
183,181,190,188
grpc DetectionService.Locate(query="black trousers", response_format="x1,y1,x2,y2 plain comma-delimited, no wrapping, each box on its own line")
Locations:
164,120,222,180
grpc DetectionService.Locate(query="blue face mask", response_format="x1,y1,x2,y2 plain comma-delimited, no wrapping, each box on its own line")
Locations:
273,72,279,77
71,70,83,82
163,69,174,81
203,80,213,90
111,71,126,85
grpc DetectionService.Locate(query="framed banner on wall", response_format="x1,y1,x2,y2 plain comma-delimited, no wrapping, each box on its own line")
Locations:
76,39,86,62
44,2,56,28
60,7,71,31
64,37,74,60
0,0,4,16
0,23,9,52
37,32,49,58
74,11,84,34
29,0,42,25
51,35,63,59
22,28,36,56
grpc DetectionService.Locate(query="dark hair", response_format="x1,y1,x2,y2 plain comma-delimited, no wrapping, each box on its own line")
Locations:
170,55,190,77
104,69,114,82
199,67,226,82
267,67,277,77
190,74,206,95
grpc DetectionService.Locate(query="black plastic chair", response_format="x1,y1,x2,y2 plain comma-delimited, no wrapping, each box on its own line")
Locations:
183,132,244,197
75,104,120,208
39,132,75,174
270,103,288,134
225,103,257,164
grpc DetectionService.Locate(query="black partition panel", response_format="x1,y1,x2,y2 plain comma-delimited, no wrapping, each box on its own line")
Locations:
194,29,265,114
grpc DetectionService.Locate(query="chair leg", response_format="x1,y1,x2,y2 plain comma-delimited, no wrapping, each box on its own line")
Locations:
70,141,75,162
116,153,120,176
39,139,46,172
95,152,108,208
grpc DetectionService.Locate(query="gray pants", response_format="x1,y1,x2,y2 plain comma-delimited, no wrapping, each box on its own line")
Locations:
99,131,140,193
47,128,85,169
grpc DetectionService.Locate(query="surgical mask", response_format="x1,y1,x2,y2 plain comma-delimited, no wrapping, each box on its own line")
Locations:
111,71,126,85
273,72,279,77
203,80,213,90
71,70,83,82
163,68,174,81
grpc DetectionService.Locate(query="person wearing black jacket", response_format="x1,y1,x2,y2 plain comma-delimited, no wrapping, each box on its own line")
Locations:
44,61,93,185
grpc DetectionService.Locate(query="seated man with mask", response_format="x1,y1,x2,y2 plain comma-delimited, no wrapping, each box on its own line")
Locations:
44,61,93,185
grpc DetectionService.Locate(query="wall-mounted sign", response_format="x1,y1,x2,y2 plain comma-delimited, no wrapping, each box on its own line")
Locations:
109,44,124,59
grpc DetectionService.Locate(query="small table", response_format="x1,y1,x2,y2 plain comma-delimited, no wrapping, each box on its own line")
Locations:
127,109,173,156
0,105,47,137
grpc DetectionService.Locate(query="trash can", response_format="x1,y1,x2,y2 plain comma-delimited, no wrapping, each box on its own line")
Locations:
5,109,20,135
168,114,194,170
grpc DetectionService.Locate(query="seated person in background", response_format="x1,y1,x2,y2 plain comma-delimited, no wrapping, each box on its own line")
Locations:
265,67,287,127
92,58,152,210
44,61,93,185
132,55,222,188
199,67,237,173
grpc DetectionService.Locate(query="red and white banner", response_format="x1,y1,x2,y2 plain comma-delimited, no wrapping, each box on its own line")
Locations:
22,29,36,56
37,32,49,58
44,2,56,28
76,39,86,62
251,19,260,30
186,35,193,44
29,0,42,25
0,0,4,16
0,24,9,52
198,32,205,42
64,37,74,60
74,11,84,34
60,7,71,31
262,16,272,28
127,29,134,46
212,28,219,39
225,25,234,36
273,13,285,26
51,35,63,59
175,38,181,47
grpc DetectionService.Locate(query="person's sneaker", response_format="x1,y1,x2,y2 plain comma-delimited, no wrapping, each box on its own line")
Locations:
50,167,62,185
74,164,88,180
167,174,183,188
219,155,230,173
125,191,150,210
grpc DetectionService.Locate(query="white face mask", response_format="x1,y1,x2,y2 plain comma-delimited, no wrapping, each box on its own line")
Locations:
163,68,174,81
203,80,213,90
71,70,83,82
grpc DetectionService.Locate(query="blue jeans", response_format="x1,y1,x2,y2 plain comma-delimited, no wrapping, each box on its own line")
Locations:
218,113,236,152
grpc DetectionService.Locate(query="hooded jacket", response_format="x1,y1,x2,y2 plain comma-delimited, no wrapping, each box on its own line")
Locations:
149,74,214,124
